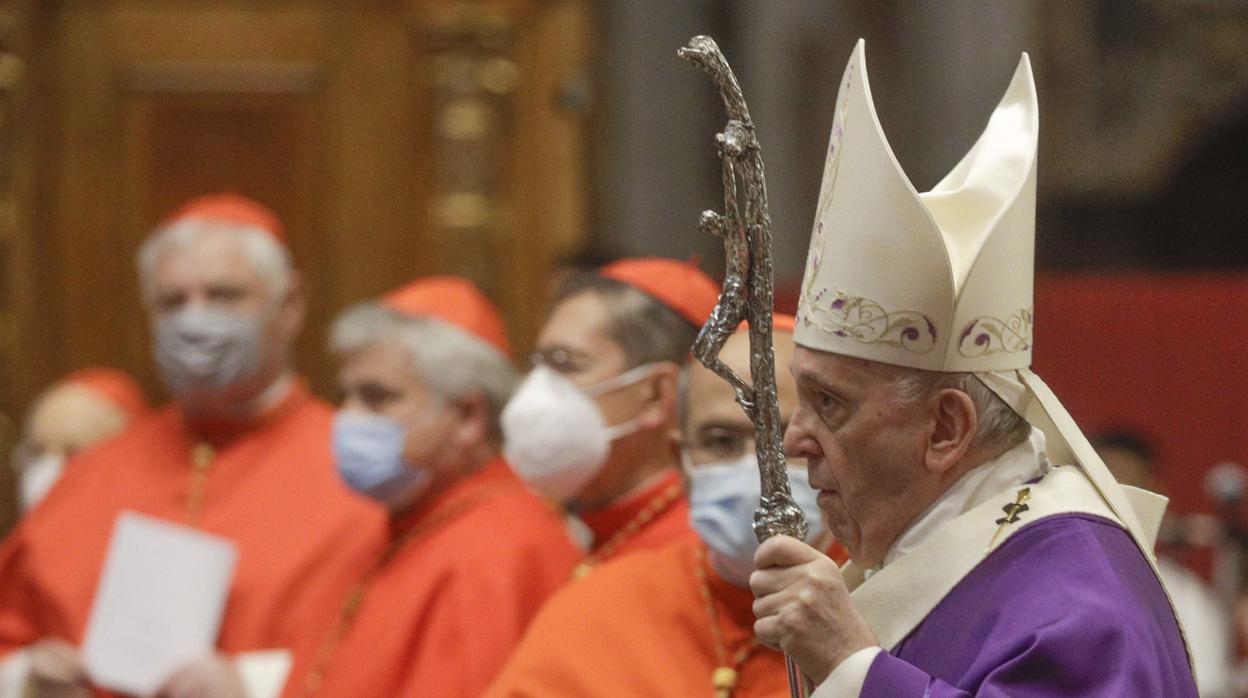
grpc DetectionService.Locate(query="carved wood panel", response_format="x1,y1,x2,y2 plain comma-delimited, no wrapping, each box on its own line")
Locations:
0,1,30,531
3,0,594,525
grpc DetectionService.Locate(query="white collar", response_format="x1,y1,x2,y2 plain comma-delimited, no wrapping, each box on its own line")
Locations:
868,428,1050,576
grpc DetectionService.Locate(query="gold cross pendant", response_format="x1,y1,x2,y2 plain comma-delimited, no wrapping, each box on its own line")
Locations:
712,666,738,698
986,487,1031,553
571,562,593,580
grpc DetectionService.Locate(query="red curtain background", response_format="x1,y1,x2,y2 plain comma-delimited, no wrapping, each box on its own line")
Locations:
778,272,1248,516
1033,273,1248,516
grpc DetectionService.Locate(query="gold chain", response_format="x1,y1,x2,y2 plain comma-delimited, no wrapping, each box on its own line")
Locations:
571,481,683,579
300,481,517,696
186,443,215,526
695,546,761,698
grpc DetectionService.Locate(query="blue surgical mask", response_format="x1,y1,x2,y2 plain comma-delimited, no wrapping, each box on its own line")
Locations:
685,451,826,587
333,411,431,510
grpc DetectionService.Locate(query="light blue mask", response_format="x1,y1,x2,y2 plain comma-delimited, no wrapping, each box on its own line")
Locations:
333,411,431,510
686,451,826,587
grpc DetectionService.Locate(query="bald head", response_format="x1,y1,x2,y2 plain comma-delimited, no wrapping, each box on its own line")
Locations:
27,384,131,459
16,382,138,511
1093,433,1158,492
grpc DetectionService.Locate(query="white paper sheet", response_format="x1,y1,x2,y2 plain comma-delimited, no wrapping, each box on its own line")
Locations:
0,648,32,697
81,510,238,697
235,650,293,698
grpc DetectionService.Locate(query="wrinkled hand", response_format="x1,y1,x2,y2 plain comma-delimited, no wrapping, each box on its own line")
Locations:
25,638,89,698
750,535,877,684
157,654,245,698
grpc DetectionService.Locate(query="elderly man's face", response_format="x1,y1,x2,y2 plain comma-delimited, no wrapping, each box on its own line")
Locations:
147,229,302,404
149,230,273,317
337,340,457,473
784,347,934,567
684,330,798,468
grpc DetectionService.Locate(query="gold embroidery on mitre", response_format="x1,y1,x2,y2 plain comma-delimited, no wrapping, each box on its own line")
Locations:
796,64,936,356
798,65,852,314
811,63,854,228
798,288,938,354
797,220,827,317
957,308,1033,357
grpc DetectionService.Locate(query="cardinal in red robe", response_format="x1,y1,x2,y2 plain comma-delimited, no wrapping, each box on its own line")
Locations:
490,317,846,698
0,194,386,696
502,258,724,576
282,276,582,697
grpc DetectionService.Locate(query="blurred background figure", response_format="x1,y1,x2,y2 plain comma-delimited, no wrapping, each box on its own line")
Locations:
1095,431,1236,698
502,257,720,574
489,316,840,698
2,1,1247,535
288,276,580,697
11,367,148,513
0,0,1246,691
0,194,384,698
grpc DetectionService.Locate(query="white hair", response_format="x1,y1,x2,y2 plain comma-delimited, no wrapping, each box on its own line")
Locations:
136,219,293,303
330,304,519,441
891,368,1030,454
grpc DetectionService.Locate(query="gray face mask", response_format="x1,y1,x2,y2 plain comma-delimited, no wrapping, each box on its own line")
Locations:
154,306,265,396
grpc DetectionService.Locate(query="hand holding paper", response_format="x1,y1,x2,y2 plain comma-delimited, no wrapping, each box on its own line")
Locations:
155,654,245,698
81,511,238,697
25,638,89,697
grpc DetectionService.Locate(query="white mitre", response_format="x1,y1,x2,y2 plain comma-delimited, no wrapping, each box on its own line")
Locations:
795,40,1167,554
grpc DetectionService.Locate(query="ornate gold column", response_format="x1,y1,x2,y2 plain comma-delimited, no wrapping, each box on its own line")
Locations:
416,3,520,296
413,0,592,355
0,3,29,530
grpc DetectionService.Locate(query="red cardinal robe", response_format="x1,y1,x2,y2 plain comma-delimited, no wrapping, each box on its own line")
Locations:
488,537,801,698
284,458,582,697
574,469,696,575
0,381,386,691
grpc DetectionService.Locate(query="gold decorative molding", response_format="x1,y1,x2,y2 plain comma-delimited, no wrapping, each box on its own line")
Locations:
0,3,27,531
413,3,520,300
0,9,24,401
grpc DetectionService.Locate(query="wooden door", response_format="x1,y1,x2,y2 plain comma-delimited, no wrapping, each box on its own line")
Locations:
0,0,594,530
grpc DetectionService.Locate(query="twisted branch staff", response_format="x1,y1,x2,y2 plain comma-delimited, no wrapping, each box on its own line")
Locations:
679,34,812,698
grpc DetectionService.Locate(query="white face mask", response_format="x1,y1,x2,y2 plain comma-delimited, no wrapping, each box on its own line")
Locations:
19,452,66,512
685,451,826,587
154,306,266,397
501,364,656,503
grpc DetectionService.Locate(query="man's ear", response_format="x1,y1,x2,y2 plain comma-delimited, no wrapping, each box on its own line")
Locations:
636,362,680,430
278,271,307,340
448,391,490,451
925,388,977,475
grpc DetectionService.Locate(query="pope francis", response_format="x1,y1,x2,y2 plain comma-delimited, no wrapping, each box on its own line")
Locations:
749,41,1196,697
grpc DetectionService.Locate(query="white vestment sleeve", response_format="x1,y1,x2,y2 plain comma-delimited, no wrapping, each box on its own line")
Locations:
234,650,293,698
811,646,882,698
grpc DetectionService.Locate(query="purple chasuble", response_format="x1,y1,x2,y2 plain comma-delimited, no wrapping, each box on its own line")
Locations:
862,514,1196,697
